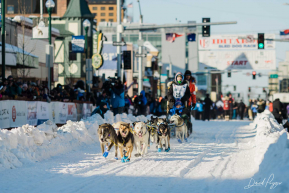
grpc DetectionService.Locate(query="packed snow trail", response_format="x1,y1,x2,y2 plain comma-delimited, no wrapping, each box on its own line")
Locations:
2,120,285,193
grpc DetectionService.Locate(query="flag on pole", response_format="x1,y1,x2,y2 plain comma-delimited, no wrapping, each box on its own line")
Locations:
127,3,133,8
166,33,183,43
187,33,196,42
280,29,289,40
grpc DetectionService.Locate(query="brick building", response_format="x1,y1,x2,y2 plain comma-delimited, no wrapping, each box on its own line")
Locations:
5,0,124,24
5,0,71,18
87,0,124,23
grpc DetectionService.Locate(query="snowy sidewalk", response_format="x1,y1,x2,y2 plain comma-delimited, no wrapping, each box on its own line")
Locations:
2,120,285,193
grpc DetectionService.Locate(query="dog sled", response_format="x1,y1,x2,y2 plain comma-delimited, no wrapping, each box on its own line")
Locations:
166,100,193,138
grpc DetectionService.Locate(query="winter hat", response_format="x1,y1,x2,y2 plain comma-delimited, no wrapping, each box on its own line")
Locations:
175,72,184,84
184,70,192,77
175,100,183,106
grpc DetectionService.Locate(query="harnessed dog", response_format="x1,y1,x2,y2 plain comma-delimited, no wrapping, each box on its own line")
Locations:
170,114,188,143
156,119,171,152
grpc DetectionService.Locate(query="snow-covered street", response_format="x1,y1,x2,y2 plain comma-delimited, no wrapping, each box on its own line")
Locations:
1,113,288,193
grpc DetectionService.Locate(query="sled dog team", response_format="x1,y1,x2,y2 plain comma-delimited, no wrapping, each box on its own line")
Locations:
98,114,190,163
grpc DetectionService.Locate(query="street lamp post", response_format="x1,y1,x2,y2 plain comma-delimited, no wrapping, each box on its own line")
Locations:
158,63,162,97
83,19,91,97
83,19,90,59
46,0,55,91
1,0,5,81
46,0,55,45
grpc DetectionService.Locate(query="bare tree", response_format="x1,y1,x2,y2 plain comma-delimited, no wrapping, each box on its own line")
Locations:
11,0,37,79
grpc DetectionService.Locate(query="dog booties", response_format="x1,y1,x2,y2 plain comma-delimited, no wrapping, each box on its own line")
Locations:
121,155,129,163
165,147,170,152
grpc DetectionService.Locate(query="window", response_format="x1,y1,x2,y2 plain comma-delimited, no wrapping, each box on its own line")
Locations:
93,7,97,10
109,7,114,10
93,13,97,17
101,7,105,10
109,19,114,22
109,13,113,16
101,19,106,22
197,75,206,86
101,13,105,16
69,42,77,61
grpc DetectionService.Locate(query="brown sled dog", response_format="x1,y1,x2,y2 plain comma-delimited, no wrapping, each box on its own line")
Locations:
113,121,134,162
98,123,118,159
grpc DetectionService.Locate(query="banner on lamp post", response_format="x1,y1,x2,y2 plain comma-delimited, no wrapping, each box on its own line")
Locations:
33,26,49,39
71,36,85,53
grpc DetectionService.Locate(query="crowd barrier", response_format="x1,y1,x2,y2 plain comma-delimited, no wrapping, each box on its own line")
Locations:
0,100,93,129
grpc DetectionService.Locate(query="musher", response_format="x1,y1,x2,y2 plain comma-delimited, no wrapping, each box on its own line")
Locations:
167,72,192,134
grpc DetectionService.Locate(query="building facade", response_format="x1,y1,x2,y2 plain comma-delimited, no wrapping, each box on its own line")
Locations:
5,0,70,18
87,0,124,23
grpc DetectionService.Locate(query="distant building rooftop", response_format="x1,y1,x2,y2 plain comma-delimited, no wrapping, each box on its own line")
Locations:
88,0,117,4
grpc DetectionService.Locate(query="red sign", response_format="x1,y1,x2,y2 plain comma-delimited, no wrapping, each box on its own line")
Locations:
12,106,16,122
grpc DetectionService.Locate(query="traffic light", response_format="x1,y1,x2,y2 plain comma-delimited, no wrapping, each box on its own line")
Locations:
252,71,256,79
263,88,266,93
227,71,231,77
258,33,265,49
123,50,131,70
248,87,251,92
234,86,236,91
202,18,210,37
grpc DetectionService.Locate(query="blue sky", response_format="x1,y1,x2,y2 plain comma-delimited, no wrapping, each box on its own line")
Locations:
126,0,289,63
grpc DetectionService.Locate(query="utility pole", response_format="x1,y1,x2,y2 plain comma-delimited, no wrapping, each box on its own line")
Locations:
116,0,122,78
137,0,143,94
40,0,43,20
2,0,5,81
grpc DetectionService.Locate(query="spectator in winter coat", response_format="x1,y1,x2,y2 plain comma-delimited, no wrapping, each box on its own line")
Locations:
216,99,224,119
269,101,273,112
21,84,30,98
5,80,18,98
203,94,212,121
223,97,230,120
251,101,258,120
232,100,238,119
184,70,197,109
97,91,110,107
228,95,233,119
139,90,147,115
238,100,246,120
150,98,159,115
273,98,284,124
194,100,203,120
257,99,266,113
91,102,109,118
110,79,125,115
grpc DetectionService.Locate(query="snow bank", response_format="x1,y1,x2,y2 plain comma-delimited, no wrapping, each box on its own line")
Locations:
251,110,285,165
0,111,148,171
248,110,289,192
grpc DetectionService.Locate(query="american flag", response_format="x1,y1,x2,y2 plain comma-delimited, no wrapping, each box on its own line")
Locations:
127,3,133,8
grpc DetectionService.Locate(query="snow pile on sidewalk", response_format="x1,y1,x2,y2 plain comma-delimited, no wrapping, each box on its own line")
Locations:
0,112,148,171
251,110,285,165
249,110,289,192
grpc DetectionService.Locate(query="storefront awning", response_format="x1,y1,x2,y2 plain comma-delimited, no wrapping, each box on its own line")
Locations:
0,42,39,68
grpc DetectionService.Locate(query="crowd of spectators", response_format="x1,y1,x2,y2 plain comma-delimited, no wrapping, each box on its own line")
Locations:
0,75,87,102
